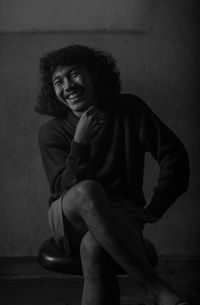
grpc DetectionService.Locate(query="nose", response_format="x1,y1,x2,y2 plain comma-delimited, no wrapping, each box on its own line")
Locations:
63,77,73,92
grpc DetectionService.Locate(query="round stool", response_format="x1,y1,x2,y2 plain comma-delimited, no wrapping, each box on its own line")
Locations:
38,237,158,275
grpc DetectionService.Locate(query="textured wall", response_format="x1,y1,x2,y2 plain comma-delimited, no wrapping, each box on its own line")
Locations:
0,1,199,256
0,0,154,32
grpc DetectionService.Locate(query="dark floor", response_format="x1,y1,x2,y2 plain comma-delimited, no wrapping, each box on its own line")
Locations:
0,258,200,305
0,273,200,305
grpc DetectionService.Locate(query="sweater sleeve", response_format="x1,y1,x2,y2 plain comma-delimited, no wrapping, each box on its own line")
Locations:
39,126,93,201
133,97,190,219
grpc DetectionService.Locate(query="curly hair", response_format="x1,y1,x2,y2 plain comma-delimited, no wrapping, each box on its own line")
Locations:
35,45,121,117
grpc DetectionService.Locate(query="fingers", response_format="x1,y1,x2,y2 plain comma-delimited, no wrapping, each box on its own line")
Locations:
90,122,105,138
91,116,106,131
84,106,106,123
84,105,102,117
84,105,95,115
95,118,106,125
85,106,106,118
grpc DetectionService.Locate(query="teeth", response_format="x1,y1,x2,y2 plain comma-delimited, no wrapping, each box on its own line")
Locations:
68,91,81,100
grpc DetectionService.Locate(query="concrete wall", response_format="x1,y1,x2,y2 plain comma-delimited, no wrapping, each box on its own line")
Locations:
0,0,154,32
0,0,199,256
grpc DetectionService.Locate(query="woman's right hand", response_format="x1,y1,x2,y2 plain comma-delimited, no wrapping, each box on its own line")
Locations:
74,106,106,145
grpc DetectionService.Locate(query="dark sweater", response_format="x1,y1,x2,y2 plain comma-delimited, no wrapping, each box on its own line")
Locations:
39,94,189,218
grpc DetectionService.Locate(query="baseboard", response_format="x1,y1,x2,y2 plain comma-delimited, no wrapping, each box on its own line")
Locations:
0,256,199,279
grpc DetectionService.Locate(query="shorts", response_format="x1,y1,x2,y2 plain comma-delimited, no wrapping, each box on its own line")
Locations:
48,195,158,254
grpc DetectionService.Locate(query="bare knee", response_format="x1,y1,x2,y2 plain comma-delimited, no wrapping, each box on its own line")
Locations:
62,180,106,216
77,180,108,215
76,180,105,200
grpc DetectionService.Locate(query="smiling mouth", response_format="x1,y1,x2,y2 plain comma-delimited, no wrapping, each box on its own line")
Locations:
66,89,84,102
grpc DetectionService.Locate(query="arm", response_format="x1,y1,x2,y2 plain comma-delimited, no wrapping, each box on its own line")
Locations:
39,106,106,200
39,128,93,199
133,97,190,220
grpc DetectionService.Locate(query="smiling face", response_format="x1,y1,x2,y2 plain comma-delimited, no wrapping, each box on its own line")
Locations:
52,65,96,117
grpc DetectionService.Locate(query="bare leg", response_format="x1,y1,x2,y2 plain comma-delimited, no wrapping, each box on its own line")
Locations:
80,231,120,305
62,180,181,305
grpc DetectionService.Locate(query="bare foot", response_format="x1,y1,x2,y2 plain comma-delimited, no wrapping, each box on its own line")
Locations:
146,277,182,305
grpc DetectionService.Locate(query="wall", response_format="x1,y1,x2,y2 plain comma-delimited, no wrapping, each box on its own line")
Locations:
0,0,199,256
0,0,155,32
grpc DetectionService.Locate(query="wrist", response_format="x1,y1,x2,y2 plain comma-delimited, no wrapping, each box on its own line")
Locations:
70,140,90,158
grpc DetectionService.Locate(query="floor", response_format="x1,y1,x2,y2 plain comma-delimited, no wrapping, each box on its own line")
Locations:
0,272,200,305
0,258,200,305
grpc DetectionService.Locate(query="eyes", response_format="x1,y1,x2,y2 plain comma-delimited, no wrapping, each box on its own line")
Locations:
53,69,80,87
71,70,79,78
54,80,62,86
